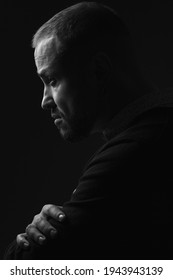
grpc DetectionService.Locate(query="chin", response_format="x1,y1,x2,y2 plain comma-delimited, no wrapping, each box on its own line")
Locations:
59,127,88,143
58,116,93,143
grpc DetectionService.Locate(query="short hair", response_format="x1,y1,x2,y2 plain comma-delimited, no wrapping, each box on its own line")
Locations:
32,2,131,61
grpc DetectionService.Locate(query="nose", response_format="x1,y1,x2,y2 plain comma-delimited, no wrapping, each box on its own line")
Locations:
41,86,55,110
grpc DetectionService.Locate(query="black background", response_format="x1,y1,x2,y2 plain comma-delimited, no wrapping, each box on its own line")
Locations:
1,0,173,258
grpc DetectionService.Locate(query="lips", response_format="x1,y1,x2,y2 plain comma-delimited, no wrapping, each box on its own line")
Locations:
51,112,63,129
54,117,63,129
51,113,61,120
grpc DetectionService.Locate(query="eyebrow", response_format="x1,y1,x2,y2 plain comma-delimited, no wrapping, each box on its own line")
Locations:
37,69,57,85
37,57,61,79
36,54,63,81
37,68,50,78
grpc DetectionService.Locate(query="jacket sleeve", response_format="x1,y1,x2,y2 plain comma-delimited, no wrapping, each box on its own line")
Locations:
4,140,150,259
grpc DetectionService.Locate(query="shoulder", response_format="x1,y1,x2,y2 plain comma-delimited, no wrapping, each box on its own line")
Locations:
76,106,173,194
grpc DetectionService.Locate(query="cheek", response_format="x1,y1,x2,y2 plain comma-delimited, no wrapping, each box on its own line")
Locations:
53,81,75,116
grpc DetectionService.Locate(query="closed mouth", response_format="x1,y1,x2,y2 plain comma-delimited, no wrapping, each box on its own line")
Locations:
51,113,61,120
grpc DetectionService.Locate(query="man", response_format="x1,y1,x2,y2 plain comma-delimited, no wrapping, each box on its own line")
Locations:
4,2,173,259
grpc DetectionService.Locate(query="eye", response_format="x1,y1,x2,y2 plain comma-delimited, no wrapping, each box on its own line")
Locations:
49,78,57,87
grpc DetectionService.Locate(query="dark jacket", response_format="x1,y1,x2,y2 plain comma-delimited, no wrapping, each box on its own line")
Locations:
4,107,173,259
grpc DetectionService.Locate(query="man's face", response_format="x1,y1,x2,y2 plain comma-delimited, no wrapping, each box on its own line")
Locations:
34,37,101,142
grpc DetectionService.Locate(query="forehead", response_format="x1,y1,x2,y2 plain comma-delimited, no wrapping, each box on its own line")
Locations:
34,37,61,70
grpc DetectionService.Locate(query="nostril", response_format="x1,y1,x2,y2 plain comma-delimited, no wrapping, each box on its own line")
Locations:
41,98,56,110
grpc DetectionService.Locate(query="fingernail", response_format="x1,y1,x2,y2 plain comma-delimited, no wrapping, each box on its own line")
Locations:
58,213,65,222
24,242,29,248
50,229,57,239
38,236,45,245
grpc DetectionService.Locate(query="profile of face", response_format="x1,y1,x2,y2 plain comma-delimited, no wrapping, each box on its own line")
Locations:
34,36,103,142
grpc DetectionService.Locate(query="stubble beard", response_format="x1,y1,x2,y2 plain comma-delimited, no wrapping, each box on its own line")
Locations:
57,113,94,143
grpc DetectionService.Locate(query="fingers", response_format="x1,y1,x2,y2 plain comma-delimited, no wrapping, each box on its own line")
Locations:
41,204,65,222
26,203,65,245
32,214,57,239
16,233,30,249
18,205,66,248
25,224,46,245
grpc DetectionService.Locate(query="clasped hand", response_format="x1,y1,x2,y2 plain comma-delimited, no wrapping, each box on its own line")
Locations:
16,204,65,249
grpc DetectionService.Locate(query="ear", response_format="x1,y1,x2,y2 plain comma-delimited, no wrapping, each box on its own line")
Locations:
92,52,113,87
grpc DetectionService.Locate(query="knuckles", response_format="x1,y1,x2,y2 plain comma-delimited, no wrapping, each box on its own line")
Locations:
42,204,53,214
33,214,42,224
16,234,23,242
25,224,34,234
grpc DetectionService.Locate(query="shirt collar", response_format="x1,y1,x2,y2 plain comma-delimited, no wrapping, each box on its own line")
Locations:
103,88,173,140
